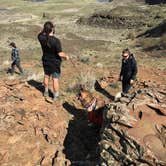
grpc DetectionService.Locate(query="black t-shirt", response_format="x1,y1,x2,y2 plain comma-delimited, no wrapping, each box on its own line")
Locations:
38,33,62,74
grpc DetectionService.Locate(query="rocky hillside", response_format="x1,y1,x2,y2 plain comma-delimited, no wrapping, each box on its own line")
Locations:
98,78,166,166
0,0,165,165
0,79,69,165
0,75,165,165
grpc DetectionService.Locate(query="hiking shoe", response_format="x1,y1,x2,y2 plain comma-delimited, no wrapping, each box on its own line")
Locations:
45,96,53,104
53,96,60,101
43,91,49,97
121,92,131,98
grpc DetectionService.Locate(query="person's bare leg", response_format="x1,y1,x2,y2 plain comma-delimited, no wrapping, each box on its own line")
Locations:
43,74,49,96
52,78,59,99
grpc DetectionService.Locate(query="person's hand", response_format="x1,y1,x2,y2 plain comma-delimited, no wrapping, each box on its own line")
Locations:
118,76,122,81
65,55,69,60
130,79,134,85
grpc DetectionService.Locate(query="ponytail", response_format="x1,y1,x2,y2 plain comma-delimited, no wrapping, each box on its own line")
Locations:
42,21,54,48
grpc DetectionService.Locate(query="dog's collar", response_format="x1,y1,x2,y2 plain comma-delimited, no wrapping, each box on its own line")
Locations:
86,98,97,112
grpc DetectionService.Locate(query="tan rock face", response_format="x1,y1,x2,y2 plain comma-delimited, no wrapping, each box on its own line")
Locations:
0,80,69,165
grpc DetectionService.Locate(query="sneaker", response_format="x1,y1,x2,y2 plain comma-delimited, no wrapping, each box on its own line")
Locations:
43,91,49,97
53,96,60,101
121,92,131,98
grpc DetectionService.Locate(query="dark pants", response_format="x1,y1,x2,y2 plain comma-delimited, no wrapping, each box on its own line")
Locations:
11,60,23,74
122,79,131,94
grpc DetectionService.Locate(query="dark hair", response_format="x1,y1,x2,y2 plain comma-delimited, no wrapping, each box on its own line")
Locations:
122,48,131,55
9,42,17,48
42,21,54,48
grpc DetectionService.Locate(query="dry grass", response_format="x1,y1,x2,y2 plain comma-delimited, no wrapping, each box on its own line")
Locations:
0,0,165,80
66,70,96,94
160,34,166,49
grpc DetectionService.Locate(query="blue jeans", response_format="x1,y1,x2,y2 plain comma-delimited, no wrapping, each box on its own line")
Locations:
11,60,23,74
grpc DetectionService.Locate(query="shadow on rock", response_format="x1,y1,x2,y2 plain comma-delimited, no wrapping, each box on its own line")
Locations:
6,68,21,75
95,80,114,101
27,79,44,93
63,102,101,166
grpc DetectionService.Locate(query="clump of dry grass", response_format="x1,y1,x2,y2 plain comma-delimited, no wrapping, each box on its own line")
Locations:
79,55,90,64
138,34,166,51
23,69,43,81
65,81,81,94
139,38,155,49
66,70,96,93
127,31,136,40
78,71,96,91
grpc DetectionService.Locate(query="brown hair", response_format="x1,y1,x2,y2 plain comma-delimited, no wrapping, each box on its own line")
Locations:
42,21,55,48
9,42,17,48
122,48,131,55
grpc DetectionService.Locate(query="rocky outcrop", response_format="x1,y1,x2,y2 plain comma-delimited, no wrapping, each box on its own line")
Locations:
77,5,150,29
0,79,69,165
137,20,166,38
99,80,166,165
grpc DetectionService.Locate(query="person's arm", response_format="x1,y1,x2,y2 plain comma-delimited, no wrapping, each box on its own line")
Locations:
55,38,69,60
58,52,69,60
118,60,123,81
131,57,138,81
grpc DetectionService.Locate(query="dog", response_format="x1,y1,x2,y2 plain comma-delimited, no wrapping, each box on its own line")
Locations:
77,86,108,126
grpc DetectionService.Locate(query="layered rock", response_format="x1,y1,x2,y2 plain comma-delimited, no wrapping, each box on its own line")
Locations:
99,80,166,165
0,80,69,165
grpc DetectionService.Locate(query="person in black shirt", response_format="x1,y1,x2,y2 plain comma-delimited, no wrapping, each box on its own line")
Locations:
119,48,137,96
38,21,69,101
9,42,23,75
